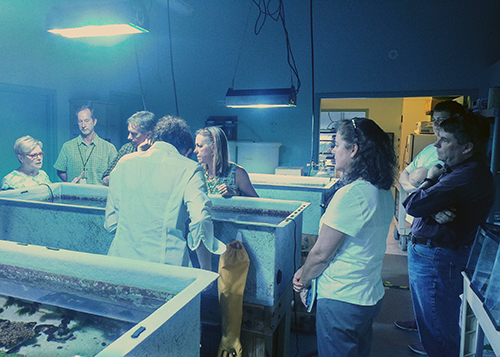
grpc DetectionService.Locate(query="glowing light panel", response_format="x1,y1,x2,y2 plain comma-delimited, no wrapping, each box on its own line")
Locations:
225,87,297,108
226,103,296,109
46,2,149,40
48,24,148,38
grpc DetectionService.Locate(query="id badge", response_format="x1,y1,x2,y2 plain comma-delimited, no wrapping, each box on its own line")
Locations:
80,177,87,184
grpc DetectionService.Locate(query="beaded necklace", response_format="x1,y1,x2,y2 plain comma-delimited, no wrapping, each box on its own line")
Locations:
205,171,221,194
204,164,237,194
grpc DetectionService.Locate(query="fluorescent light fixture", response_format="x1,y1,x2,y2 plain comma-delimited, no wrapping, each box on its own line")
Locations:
47,2,149,38
225,87,297,108
48,24,146,39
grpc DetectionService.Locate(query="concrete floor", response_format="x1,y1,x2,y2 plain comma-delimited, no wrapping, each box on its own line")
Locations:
289,221,420,357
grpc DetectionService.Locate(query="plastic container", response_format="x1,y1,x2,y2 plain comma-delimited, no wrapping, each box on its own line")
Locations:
465,223,500,330
467,224,500,299
236,141,281,174
484,245,500,330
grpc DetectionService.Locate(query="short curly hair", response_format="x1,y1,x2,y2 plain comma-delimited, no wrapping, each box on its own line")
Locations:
153,116,194,155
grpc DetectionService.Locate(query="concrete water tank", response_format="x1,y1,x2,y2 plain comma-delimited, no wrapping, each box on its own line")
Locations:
236,141,281,174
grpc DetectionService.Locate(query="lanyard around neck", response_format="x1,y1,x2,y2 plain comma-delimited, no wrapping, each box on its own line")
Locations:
78,142,96,172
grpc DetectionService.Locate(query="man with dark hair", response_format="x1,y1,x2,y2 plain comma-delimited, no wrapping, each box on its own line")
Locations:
395,101,466,355
403,111,494,356
54,105,117,185
102,111,157,186
104,115,224,270
399,100,466,192
153,115,195,157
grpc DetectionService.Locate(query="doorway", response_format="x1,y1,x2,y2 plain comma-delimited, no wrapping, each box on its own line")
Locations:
313,91,475,173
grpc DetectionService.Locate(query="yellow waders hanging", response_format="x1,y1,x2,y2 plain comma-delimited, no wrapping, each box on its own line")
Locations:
217,239,250,357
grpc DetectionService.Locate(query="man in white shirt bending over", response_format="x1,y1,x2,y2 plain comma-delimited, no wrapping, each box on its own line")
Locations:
104,115,224,270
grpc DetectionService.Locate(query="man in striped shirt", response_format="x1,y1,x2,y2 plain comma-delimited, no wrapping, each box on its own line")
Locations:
54,105,117,185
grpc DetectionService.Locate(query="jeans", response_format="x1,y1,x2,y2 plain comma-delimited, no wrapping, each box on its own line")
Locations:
316,298,383,357
407,242,470,357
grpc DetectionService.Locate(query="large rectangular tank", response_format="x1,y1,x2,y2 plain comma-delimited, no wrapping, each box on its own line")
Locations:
0,183,111,254
248,173,338,235
209,195,309,306
0,183,309,307
0,239,218,356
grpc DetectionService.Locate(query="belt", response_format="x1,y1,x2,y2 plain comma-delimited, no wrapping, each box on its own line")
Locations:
410,235,461,250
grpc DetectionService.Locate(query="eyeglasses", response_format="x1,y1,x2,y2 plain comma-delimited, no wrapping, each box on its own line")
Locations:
26,151,45,159
351,119,359,143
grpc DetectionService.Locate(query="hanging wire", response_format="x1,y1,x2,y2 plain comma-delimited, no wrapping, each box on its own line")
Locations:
253,0,280,34
155,7,162,83
130,0,150,111
249,0,301,95
231,2,254,89
166,0,179,116
278,0,300,94
134,41,147,111
327,113,336,129
309,0,315,167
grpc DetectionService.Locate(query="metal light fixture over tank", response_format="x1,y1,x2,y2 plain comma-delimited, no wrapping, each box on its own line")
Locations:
225,0,300,108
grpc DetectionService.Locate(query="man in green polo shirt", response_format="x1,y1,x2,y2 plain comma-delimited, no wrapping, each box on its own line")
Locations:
54,105,117,185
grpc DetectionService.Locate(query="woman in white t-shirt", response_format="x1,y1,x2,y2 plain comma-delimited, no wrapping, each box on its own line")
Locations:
1,136,51,190
293,118,397,357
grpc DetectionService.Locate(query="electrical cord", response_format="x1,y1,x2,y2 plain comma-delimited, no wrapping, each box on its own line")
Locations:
309,0,316,166
231,1,254,89
288,217,319,357
39,183,54,203
253,0,279,34
130,0,150,111
278,1,301,94
284,217,302,357
250,0,301,94
155,7,163,84
287,211,320,357
166,0,179,116
134,42,147,111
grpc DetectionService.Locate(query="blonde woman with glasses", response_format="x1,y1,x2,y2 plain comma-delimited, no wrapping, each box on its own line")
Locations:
2,135,51,190
194,126,258,198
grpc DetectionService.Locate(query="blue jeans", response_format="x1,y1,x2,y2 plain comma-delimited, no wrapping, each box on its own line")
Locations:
408,242,470,357
316,298,383,357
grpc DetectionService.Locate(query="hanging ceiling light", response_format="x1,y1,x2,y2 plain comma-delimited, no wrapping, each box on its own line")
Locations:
225,0,300,109
46,2,149,38
225,87,297,108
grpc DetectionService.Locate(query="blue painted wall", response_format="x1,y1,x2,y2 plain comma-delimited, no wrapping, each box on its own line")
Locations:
0,0,499,177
